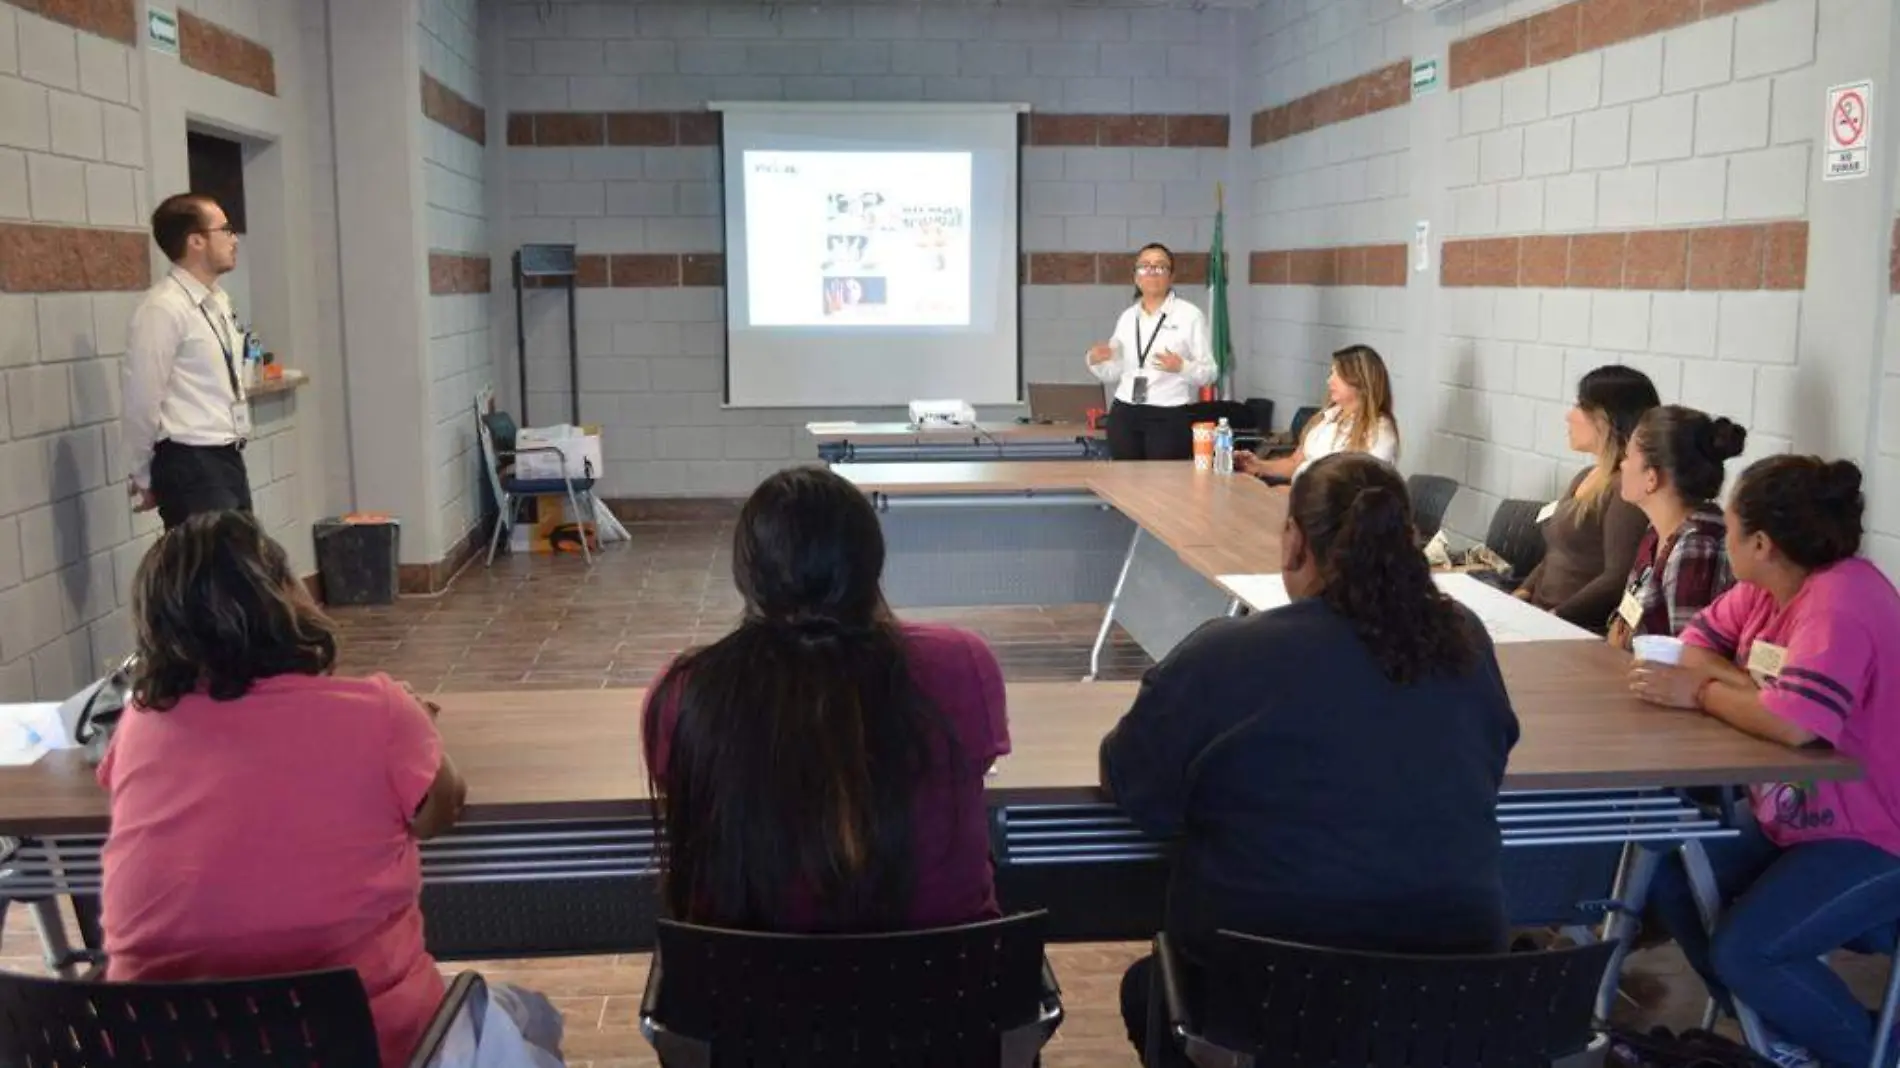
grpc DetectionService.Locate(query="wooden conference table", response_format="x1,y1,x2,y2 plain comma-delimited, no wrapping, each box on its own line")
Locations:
0,460,1855,1041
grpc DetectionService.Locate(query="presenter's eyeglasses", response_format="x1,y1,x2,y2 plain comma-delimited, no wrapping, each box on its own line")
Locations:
196,225,237,238
1134,263,1171,275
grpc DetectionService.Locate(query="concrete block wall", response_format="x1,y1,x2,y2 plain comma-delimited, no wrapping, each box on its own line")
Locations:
1245,0,1415,419
421,0,490,555
1874,167,1900,575
1427,0,1821,541
0,4,152,699
496,2,1238,497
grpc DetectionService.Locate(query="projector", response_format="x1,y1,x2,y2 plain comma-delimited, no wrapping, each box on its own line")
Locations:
909,399,978,428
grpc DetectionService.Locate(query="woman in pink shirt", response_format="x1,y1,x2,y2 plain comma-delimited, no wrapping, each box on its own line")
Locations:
98,511,563,1067
1631,456,1900,1068
643,466,1010,933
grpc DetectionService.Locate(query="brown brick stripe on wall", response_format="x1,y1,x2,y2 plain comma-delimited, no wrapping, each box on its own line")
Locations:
13,0,135,44
1023,113,1229,148
1021,252,1212,286
179,10,276,96
0,223,149,292
1441,222,1807,291
507,112,720,147
428,252,491,295
422,73,486,146
521,253,725,288
1250,60,1412,147
1248,245,1409,287
1450,0,1771,91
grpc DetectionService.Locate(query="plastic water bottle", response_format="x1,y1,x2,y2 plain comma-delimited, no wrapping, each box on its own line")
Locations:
1213,417,1235,475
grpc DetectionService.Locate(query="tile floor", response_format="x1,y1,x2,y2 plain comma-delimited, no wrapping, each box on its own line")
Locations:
4,523,1890,1066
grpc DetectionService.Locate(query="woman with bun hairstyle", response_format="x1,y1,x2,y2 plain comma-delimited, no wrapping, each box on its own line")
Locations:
1103,454,1518,1063
1516,366,1660,631
1607,406,1748,650
1632,457,1900,1068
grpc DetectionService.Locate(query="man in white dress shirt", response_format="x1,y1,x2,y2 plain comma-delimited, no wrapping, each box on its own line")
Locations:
122,194,251,530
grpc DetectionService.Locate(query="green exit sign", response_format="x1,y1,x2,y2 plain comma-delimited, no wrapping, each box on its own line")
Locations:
1412,58,1440,95
149,8,179,56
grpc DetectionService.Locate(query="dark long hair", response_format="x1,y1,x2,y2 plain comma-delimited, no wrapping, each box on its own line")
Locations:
644,466,958,931
1732,455,1864,570
1575,365,1661,517
1630,405,1748,503
1290,454,1478,684
130,511,338,711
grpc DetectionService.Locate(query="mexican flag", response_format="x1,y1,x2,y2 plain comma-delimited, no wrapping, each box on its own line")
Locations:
1205,183,1233,400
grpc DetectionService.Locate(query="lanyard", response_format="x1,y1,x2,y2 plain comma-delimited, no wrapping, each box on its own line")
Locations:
1133,312,1168,369
174,277,242,400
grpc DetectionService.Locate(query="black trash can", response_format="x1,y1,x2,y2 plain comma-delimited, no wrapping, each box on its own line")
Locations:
313,515,401,606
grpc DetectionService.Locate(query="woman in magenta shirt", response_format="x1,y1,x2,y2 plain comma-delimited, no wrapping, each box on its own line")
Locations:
1632,456,1900,1068
99,512,562,1067
643,466,1010,932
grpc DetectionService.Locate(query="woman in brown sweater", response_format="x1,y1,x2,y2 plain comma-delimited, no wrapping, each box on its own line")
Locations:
1515,365,1659,631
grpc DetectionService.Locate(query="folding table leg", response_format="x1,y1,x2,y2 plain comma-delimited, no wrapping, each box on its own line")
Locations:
1087,527,1143,682
1592,842,1661,1022
1679,839,1770,1051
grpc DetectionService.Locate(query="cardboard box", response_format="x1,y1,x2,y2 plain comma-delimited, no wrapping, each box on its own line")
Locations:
514,425,603,482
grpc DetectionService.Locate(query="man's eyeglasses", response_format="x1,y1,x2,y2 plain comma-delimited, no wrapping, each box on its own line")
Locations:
1134,263,1171,275
196,226,237,237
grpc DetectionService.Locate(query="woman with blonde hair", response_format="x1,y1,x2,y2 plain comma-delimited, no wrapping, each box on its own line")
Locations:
1516,365,1659,630
1238,345,1399,481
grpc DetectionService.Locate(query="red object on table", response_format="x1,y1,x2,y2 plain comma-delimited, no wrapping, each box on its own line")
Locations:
1200,386,1217,402
1086,407,1103,431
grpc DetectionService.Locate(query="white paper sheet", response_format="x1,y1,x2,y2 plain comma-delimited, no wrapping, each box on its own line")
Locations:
1215,572,1598,644
804,422,863,435
0,702,69,766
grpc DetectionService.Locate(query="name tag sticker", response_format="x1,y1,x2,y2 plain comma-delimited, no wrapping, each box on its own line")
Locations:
1618,590,1644,628
230,401,253,439
1747,640,1789,683
1536,500,1560,524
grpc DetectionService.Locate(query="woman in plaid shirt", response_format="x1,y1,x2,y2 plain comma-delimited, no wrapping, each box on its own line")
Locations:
1609,406,1749,649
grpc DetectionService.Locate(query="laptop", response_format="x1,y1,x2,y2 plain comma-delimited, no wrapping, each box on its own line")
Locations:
1026,382,1108,425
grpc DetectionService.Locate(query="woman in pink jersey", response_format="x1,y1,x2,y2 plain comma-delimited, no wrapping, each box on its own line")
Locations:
98,511,564,1067
1631,456,1900,1068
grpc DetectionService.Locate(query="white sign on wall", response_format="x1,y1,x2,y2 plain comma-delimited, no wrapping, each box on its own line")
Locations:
1822,80,1871,182
148,8,179,56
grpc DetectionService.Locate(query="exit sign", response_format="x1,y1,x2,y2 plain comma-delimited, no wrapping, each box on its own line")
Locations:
149,8,179,56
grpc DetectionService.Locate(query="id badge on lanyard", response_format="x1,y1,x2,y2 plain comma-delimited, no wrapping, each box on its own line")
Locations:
194,293,250,440
1130,313,1167,406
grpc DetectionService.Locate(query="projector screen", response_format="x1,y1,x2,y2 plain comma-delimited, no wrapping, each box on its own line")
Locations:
713,102,1024,409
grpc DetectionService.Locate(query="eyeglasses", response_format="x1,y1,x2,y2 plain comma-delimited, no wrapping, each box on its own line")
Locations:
1134,263,1171,275
196,226,237,238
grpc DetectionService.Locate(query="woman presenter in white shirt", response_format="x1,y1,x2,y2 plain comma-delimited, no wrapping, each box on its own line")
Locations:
1239,344,1401,481
1085,243,1217,461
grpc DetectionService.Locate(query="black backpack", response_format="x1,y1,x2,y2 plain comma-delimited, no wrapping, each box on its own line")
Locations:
1606,1027,1776,1068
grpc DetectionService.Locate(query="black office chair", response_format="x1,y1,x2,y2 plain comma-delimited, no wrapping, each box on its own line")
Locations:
1288,405,1321,441
641,912,1064,1068
1485,498,1551,588
1150,931,1614,1068
0,966,484,1068
1407,474,1460,544
1261,405,1324,459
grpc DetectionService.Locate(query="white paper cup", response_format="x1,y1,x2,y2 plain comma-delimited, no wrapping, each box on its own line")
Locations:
1632,634,1685,665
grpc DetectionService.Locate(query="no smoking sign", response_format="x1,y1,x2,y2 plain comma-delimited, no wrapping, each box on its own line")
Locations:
1824,80,1872,182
